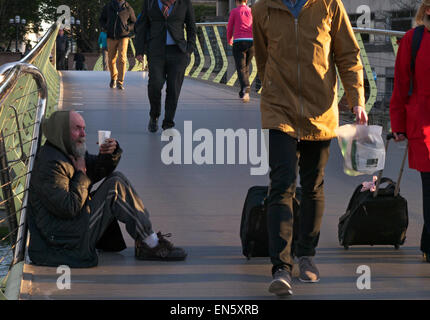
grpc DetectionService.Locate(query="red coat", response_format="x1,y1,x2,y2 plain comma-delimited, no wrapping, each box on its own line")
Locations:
390,27,430,172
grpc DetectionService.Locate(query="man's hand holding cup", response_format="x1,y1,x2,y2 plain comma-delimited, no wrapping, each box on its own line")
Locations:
100,138,117,154
98,130,117,154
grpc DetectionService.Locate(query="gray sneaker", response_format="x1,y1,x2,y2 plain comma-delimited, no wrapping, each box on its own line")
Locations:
298,256,320,283
268,268,293,296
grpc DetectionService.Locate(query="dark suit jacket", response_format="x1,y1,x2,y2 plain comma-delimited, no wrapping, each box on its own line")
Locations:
135,0,196,57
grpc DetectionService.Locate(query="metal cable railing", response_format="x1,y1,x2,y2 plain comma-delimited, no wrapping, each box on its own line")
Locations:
0,22,60,299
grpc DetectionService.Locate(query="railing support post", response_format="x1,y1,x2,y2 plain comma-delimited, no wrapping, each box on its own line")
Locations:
0,130,18,251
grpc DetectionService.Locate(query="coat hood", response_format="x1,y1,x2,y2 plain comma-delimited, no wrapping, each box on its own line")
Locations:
112,0,127,10
41,111,73,156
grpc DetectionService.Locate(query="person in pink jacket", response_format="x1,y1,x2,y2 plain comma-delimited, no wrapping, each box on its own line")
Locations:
227,0,254,103
390,0,430,262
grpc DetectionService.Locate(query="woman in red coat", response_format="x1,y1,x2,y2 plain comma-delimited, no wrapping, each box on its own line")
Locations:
390,0,430,262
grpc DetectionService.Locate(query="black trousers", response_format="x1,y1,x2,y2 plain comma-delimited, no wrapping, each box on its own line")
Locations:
420,172,430,254
88,171,154,251
267,130,331,274
232,41,254,95
147,45,189,129
56,51,66,70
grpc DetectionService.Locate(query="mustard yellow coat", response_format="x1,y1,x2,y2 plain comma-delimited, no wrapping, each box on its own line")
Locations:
252,0,365,140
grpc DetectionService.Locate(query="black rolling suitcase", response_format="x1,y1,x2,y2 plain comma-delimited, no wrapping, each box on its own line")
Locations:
338,134,409,249
240,186,301,259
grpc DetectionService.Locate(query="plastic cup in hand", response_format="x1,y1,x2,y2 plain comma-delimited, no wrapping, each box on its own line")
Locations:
98,130,111,146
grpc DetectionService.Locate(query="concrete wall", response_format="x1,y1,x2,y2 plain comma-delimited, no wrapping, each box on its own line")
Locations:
342,0,420,13
214,0,421,16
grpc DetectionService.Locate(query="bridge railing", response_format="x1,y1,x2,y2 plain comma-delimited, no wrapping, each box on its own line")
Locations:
111,23,405,131
0,22,60,300
187,24,404,113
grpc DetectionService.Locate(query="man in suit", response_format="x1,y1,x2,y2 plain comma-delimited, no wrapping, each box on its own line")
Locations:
135,0,196,132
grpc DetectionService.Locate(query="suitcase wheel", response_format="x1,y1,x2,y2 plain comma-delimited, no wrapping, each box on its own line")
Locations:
344,245,349,250
394,245,400,250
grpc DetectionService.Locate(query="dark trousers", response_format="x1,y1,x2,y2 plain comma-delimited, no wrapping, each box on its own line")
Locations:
56,51,66,70
267,130,331,273
147,45,188,129
232,41,254,95
420,172,430,253
87,172,154,251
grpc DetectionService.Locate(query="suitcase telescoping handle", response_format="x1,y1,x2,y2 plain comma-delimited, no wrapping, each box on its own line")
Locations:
373,133,408,198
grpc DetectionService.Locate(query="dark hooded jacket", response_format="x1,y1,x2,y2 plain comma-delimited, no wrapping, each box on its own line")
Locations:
100,0,137,40
27,111,126,268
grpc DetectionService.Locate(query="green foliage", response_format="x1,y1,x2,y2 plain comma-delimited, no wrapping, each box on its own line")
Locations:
0,0,44,51
193,4,216,22
0,0,216,53
39,0,145,52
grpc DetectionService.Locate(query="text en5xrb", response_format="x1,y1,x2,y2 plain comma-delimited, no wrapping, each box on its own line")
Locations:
214,305,259,315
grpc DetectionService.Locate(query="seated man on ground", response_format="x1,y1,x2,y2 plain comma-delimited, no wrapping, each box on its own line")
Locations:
27,110,186,267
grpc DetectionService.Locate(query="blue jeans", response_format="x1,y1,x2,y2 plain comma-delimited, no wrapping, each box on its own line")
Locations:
267,130,331,274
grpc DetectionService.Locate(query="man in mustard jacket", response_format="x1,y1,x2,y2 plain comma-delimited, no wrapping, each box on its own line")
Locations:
252,0,368,296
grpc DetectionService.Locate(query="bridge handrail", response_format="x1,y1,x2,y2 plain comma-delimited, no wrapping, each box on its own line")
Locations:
0,22,60,300
195,22,407,37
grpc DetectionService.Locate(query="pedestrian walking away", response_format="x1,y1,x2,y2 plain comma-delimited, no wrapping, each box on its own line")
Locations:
135,0,196,132
56,29,69,70
100,0,137,90
390,0,430,263
27,110,187,268
98,30,109,71
252,0,367,296
227,0,254,103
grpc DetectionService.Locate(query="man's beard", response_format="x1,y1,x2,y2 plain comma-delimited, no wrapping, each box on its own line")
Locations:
424,14,430,30
71,139,87,158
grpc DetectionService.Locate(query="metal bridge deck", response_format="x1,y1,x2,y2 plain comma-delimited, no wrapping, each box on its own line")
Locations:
20,71,430,300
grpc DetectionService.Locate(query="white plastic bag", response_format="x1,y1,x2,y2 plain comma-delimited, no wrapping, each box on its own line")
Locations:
335,124,386,176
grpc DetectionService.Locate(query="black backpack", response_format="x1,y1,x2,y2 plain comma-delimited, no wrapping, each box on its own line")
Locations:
408,25,425,96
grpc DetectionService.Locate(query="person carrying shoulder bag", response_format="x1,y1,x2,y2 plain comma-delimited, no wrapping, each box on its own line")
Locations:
390,0,430,263
100,0,137,90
